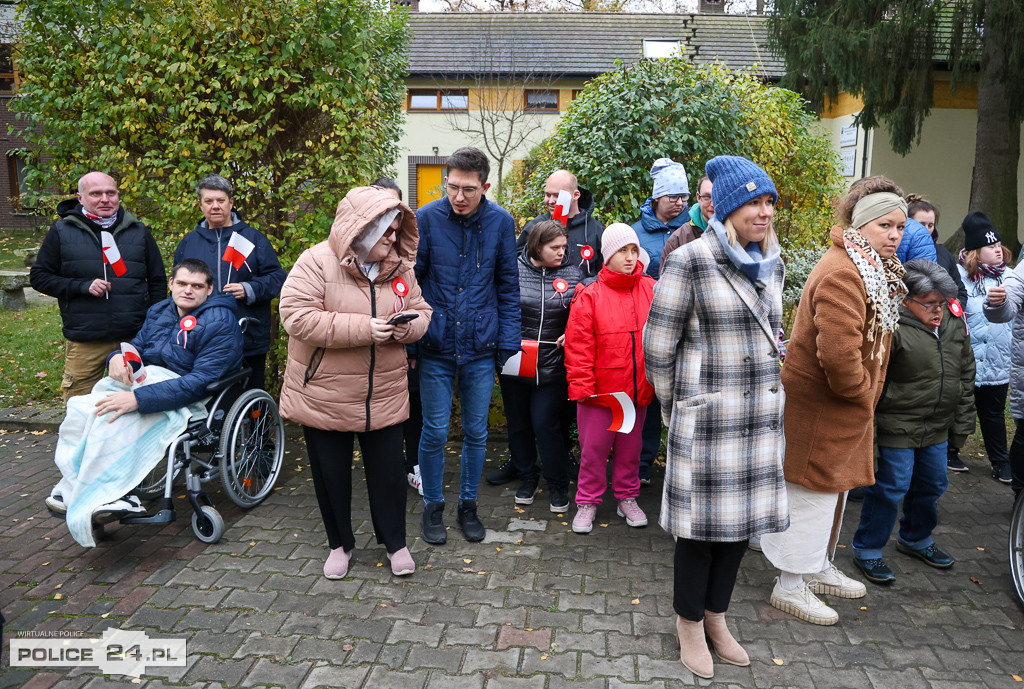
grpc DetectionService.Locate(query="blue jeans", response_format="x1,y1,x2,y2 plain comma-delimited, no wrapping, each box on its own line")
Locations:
418,354,496,504
852,443,949,560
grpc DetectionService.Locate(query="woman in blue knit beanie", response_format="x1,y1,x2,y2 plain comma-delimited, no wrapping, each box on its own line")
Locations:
644,155,787,678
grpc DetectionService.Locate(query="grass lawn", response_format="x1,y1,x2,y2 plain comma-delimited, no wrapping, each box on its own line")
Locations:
0,232,43,271
0,304,64,408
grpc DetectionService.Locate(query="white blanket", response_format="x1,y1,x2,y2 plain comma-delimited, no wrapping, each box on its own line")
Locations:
53,366,206,547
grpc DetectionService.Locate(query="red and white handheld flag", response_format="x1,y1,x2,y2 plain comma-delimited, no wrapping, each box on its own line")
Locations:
222,232,255,271
551,190,571,226
587,392,636,434
500,340,540,378
119,342,147,385
101,231,127,277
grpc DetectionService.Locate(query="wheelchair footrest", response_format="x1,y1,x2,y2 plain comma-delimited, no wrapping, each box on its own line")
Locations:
121,508,176,525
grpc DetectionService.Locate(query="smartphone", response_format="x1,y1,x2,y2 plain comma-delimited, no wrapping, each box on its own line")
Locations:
387,313,419,325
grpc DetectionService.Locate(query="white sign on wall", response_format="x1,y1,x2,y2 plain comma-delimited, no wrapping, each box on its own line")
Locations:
840,123,859,148
840,148,857,177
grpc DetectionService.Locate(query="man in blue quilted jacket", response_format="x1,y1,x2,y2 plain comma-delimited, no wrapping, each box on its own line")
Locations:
96,258,243,420
414,146,521,544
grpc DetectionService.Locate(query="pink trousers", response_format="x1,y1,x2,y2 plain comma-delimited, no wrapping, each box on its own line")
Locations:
575,403,648,504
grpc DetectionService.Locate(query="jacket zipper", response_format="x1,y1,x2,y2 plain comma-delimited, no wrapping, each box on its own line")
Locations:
536,267,546,385
366,281,377,433
925,329,945,445
216,229,223,292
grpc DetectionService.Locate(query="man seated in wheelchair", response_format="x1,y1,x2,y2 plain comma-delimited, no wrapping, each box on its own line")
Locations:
46,258,243,536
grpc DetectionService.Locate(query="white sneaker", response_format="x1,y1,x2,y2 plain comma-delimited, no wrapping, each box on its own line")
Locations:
804,563,867,599
93,495,146,516
45,494,67,514
407,466,423,496
770,577,839,625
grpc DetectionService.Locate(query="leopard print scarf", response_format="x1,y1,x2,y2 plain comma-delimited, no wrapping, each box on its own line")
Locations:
842,228,907,358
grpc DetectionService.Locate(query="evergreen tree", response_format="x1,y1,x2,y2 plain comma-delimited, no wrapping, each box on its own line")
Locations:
769,0,1024,250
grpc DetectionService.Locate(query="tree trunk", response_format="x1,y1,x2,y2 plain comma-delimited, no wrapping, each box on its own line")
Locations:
970,0,1021,256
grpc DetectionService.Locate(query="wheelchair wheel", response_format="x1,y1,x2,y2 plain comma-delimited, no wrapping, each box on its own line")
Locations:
1010,492,1024,606
219,389,285,508
191,505,224,543
136,461,179,501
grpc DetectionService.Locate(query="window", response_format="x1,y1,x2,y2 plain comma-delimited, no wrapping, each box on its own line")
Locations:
407,88,469,111
643,39,681,59
0,44,14,92
524,89,559,112
7,154,33,211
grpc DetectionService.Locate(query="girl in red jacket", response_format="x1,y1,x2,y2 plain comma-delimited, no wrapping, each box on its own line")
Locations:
564,223,657,534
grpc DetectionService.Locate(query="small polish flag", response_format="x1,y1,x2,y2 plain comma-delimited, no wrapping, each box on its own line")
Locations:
500,340,540,378
551,190,571,226
587,392,636,434
222,232,255,270
120,341,147,385
101,231,127,277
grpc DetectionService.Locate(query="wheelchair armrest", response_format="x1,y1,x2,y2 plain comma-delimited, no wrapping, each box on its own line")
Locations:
206,368,251,394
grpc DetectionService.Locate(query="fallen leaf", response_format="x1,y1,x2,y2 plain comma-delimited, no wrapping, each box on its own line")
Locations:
599,523,609,528
514,550,521,554
1011,674,1022,682
41,562,50,566
462,567,475,572
977,547,985,551
773,658,784,665
495,547,501,552
380,603,388,608
342,644,353,651
970,576,983,585
53,593,62,600
463,558,472,564
541,653,549,660
376,563,382,567
860,606,867,611
249,541,256,546
631,598,640,605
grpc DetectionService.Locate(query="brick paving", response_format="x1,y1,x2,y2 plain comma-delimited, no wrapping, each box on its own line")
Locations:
1,426,1022,688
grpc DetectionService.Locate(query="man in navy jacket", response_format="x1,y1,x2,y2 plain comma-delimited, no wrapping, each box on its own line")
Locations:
174,174,286,390
98,258,243,420
414,146,521,544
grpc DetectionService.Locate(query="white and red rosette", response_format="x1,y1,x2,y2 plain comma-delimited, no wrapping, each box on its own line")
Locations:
177,314,198,348
552,278,568,293
580,245,595,261
392,277,409,313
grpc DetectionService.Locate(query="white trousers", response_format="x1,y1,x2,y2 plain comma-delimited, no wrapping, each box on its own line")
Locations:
761,482,847,574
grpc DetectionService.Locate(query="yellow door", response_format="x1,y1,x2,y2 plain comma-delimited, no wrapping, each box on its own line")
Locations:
417,164,446,209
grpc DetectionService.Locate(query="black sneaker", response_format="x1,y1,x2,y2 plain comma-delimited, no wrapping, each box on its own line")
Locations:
896,541,954,569
549,486,570,514
515,478,539,505
993,463,1013,484
847,486,866,501
421,501,447,545
947,455,969,472
457,500,486,542
853,556,895,584
485,460,517,486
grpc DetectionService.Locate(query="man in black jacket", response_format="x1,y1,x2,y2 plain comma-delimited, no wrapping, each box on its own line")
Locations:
516,170,604,279
30,172,166,402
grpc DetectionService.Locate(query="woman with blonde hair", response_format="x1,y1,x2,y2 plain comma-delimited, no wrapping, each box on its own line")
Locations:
644,156,787,678
761,175,908,625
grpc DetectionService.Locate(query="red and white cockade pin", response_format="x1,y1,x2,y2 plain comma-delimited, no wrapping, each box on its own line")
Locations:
552,278,568,293
948,298,964,318
579,245,595,271
177,314,198,349
393,277,409,313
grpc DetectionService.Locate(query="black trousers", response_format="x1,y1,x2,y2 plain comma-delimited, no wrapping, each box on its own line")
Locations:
502,376,570,490
243,353,267,391
639,397,662,477
1008,419,1024,495
402,365,422,474
673,537,748,621
303,424,407,553
974,384,1010,468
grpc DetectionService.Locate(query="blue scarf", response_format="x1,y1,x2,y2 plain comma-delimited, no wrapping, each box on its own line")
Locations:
708,216,780,286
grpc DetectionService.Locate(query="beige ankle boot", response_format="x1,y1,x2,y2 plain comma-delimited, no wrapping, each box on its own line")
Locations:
675,615,714,678
703,610,750,666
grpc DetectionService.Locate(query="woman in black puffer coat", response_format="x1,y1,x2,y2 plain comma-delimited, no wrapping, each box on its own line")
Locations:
500,220,583,513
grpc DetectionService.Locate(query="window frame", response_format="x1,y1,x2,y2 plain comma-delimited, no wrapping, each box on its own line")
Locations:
407,88,469,112
523,89,560,113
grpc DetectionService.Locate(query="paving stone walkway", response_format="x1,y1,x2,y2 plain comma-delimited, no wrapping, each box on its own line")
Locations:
1,427,1022,688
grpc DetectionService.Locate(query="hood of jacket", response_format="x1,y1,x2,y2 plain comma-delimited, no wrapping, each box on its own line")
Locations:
195,211,243,236
327,186,418,281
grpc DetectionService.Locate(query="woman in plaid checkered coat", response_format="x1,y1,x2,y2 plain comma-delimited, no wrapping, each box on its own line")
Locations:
643,156,787,679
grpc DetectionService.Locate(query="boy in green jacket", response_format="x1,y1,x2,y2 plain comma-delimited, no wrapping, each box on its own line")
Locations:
852,259,976,584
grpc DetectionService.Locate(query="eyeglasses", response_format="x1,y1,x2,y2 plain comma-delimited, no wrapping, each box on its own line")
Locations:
445,182,480,199
906,297,944,312
664,194,689,203
696,193,713,202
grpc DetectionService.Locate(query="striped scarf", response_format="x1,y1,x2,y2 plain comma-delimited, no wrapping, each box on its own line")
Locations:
84,210,117,230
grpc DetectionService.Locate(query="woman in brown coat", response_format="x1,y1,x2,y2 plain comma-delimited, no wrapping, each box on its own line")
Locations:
760,176,908,625
279,186,431,580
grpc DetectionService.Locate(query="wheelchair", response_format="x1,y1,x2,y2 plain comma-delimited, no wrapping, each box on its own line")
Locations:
119,365,285,543
1011,492,1024,606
